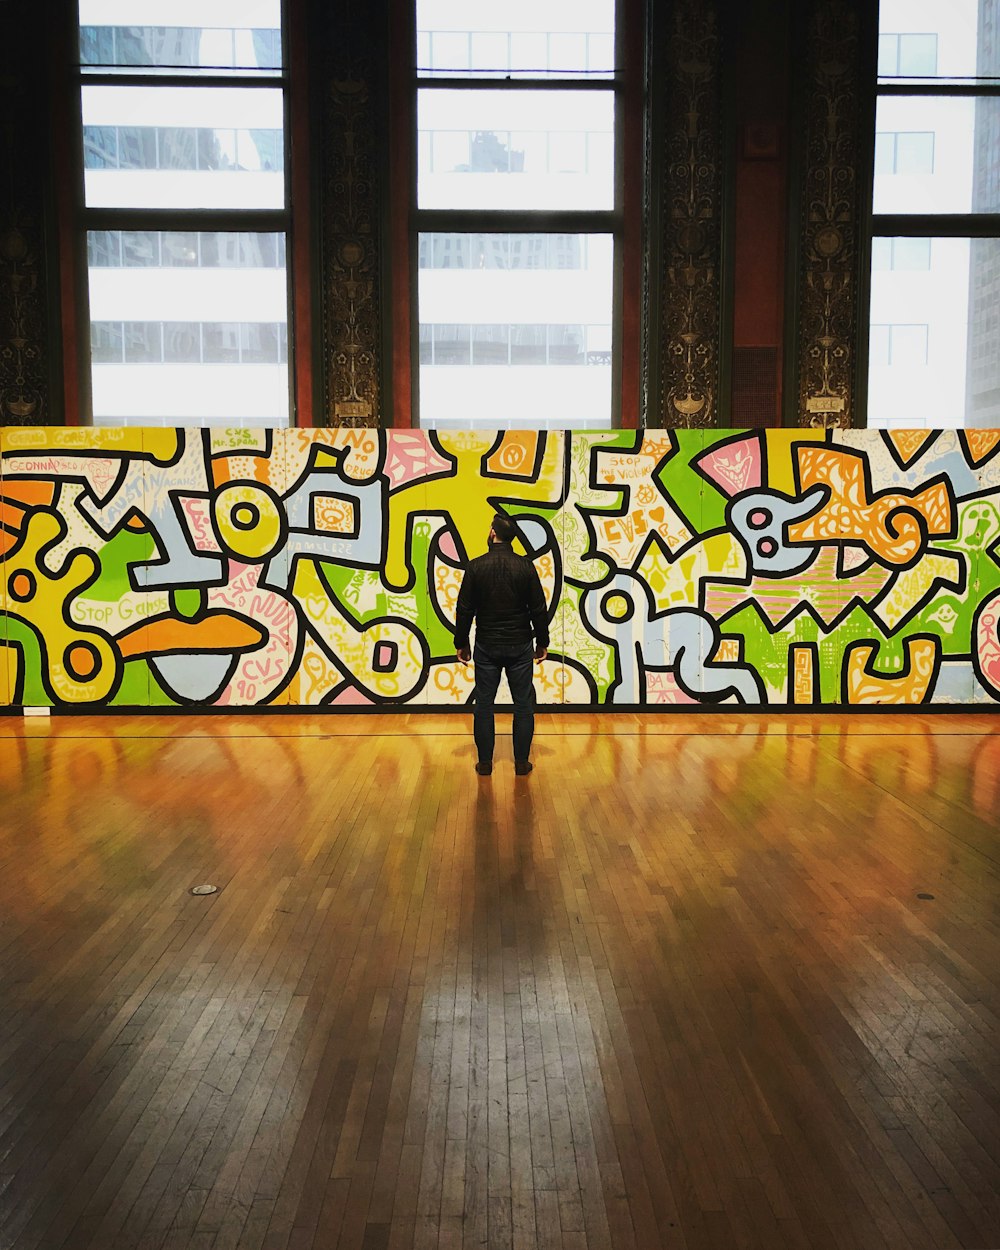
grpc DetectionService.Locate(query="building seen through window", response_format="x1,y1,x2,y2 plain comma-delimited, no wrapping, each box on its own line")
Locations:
870,0,1000,428
77,2,290,427
414,0,617,429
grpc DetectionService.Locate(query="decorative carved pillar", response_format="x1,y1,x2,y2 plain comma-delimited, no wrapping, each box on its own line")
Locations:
0,2,51,425
318,2,387,427
648,0,725,429
791,0,867,429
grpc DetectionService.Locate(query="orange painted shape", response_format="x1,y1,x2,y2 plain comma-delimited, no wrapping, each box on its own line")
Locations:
485,432,542,479
961,429,1000,467
886,430,936,467
844,637,939,705
117,613,266,659
790,644,816,705
0,481,57,509
789,446,953,566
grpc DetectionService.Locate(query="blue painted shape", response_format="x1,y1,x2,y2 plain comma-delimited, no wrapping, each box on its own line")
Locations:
266,471,385,590
581,570,764,704
728,485,827,576
151,652,235,703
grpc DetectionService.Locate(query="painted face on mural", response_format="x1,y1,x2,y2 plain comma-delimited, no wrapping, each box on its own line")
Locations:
960,501,1000,550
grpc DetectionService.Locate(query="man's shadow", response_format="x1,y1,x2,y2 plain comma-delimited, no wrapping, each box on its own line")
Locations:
472,772,542,957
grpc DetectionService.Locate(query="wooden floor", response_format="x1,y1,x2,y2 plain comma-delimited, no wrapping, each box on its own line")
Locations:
0,712,999,1250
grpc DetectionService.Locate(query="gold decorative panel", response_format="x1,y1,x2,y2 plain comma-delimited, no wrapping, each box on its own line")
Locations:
650,0,724,429
319,5,385,429
792,0,865,429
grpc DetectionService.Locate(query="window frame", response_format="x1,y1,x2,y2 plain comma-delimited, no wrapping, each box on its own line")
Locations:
389,0,642,430
865,6,1000,429
57,1,313,428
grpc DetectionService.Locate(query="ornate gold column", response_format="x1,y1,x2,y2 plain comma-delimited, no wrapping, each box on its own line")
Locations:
318,2,387,427
790,0,868,429
648,0,725,429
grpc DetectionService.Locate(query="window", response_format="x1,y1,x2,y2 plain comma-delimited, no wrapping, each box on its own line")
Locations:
874,131,935,176
878,33,939,78
412,1,621,430
76,3,292,427
868,2,1000,429
869,323,929,367
871,236,932,270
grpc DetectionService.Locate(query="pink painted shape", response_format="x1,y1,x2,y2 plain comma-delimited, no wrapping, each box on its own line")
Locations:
437,531,459,562
385,432,452,488
330,685,376,706
209,561,296,705
976,593,1000,698
645,672,697,704
839,545,870,572
696,437,762,498
180,497,223,553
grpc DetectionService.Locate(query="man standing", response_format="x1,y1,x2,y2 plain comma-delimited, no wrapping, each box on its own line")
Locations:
454,514,549,776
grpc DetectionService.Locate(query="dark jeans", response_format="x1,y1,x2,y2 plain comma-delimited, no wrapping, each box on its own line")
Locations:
472,643,536,764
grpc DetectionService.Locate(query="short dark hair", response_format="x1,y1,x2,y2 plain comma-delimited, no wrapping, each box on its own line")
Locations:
491,514,518,544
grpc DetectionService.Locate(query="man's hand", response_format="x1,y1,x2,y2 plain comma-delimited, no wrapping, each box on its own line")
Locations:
534,646,547,662
457,647,471,666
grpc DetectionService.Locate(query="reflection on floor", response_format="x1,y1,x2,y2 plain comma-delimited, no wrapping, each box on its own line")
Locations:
1,712,999,1249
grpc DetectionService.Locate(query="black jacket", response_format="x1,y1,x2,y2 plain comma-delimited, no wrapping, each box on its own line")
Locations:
453,542,550,655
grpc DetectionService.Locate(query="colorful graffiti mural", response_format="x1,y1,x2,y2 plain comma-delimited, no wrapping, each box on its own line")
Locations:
2,426,1000,708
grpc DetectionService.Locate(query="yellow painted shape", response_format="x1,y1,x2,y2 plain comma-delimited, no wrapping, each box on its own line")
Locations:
214,483,283,560
1,510,119,703
2,425,180,461
295,559,425,700
1,643,17,706
485,431,542,478
764,428,825,494
312,496,355,535
639,532,744,612
386,433,564,589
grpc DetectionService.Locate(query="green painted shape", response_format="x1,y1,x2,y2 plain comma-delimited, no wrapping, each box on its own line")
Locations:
720,600,960,704
658,429,735,534
315,522,456,657
558,581,616,701
88,529,156,601
111,658,166,706
171,587,204,619
654,430,706,536
3,617,46,705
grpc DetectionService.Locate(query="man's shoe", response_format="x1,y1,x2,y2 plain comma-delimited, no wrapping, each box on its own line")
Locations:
475,761,493,776
514,760,533,776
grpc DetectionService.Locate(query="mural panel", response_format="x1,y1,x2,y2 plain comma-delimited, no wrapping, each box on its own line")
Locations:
2,427,999,709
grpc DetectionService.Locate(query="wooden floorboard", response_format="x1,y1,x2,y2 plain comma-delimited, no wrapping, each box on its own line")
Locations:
0,711,998,1249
